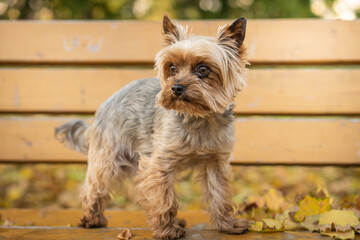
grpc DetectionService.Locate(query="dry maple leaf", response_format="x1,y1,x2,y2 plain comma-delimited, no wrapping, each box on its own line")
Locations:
250,219,284,232
264,188,287,212
299,215,320,232
276,212,298,231
293,195,331,222
317,210,360,240
117,228,132,240
321,230,355,240
318,210,360,232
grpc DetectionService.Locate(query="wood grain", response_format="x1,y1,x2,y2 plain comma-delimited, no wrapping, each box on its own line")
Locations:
0,227,334,240
0,116,359,165
0,20,359,64
0,209,210,228
1,68,359,114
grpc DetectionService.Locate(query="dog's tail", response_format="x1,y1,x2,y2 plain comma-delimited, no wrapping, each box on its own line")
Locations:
55,120,90,155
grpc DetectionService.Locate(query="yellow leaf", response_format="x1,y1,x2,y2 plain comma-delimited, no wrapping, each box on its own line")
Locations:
294,195,331,222
247,195,265,209
249,221,263,232
262,218,283,230
300,215,320,232
318,210,360,232
321,230,355,240
265,188,286,212
276,211,299,230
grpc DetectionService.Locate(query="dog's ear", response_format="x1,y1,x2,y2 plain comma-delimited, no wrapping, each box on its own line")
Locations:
162,13,188,45
217,17,247,48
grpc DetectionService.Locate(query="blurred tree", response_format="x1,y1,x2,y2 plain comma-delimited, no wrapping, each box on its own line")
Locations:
0,0,319,20
1,0,359,20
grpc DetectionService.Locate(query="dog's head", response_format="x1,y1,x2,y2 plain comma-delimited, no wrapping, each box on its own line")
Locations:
155,14,248,118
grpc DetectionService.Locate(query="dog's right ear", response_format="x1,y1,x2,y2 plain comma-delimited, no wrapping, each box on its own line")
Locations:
162,13,188,45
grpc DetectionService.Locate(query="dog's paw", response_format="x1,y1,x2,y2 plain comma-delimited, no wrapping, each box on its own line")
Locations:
175,218,187,228
153,225,186,240
218,218,248,234
79,214,107,228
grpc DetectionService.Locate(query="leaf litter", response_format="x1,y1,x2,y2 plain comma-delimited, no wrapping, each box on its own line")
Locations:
247,187,360,239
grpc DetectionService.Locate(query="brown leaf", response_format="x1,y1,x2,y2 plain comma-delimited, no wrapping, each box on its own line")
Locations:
354,195,360,210
316,187,329,199
117,228,132,240
3,218,14,226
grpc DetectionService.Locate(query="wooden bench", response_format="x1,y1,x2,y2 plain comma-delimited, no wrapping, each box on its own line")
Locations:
0,19,360,239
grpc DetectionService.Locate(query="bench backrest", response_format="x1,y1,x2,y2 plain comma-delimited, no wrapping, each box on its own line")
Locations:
0,20,359,165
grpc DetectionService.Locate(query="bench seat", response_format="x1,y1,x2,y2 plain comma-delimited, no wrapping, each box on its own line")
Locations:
0,209,335,240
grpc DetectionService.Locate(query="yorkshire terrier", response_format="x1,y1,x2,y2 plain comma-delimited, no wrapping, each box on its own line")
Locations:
55,14,248,240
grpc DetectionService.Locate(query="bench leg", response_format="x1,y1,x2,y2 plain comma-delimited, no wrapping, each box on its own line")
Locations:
134,154,186,240
200,155,248,234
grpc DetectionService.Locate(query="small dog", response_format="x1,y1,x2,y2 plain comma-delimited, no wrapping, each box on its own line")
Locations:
55,14,248,240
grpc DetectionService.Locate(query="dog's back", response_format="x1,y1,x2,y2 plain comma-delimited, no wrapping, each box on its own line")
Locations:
55,77,161,160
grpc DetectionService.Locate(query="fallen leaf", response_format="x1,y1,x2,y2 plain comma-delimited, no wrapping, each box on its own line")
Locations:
249,221,263,232
276,212,298,231
316,187,330,199
354,195,360,210
249,218,284,232
262,218,282,230
299,215,320,232
3,219,14,226
318,210,360,233
265,188,287,212
320,230,355,240
117,228,132,240
293,195,330,222
247,195,266,209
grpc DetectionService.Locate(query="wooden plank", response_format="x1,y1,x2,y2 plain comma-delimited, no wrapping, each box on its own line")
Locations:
0,20,359,64
0,209,210,228
0,116,359,165
0,227,336,240
1,68,360,114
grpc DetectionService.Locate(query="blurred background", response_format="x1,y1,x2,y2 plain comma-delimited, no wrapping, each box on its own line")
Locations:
0,0,360,20
0,0,359,221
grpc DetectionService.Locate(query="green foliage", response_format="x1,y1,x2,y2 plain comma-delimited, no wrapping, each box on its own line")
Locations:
0,0,316,20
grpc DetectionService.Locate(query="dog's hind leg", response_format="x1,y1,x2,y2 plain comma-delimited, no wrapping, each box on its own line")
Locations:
79,132,118,228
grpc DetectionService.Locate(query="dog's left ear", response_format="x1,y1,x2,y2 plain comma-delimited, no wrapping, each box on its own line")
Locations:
162,14,179,45
217,17,247,48
162,13,189,46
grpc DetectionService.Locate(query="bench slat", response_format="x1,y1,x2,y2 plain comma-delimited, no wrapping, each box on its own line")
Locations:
0,209,209,228
0,20,359,64
1,68,359,114
0,227,333,240
0,116,359,165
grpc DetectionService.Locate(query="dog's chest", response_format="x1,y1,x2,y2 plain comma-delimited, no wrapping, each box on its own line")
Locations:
166,114,235,155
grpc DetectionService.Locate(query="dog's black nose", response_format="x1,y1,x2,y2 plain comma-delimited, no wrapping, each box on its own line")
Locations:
171,84,185,97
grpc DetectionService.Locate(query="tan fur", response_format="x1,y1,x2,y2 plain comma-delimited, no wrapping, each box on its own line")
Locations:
55,15,249,240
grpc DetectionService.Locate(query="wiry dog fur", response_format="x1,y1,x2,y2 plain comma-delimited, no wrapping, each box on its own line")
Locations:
55,14,249,240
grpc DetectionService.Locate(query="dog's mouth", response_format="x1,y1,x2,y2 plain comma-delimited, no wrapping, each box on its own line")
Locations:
172,93,191,103
181,96,191,103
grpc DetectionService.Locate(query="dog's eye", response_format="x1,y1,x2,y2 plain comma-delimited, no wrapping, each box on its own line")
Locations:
169,64,177,75
196,65,210,77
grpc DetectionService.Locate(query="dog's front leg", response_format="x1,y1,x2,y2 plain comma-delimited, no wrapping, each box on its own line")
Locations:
200,154,248,234
135,154,186,240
